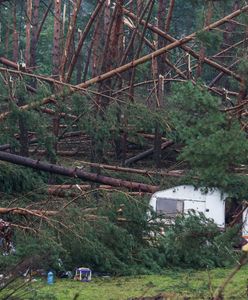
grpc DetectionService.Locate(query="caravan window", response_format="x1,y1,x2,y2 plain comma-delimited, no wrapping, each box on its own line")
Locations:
156,198,184,217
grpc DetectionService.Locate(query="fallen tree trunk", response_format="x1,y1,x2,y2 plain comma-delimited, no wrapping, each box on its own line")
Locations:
0,151,159,193
0,5,247,122
47,185,151,197
122,8,242,82
77,3,247,89
124,140,174,166
0,57,20,69
0,138,38,151
75,160,184,177
48,184,113,191
0,131,85,151
0,207,57,217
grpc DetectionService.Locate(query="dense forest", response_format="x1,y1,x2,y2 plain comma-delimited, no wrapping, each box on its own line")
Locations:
0,0,248,286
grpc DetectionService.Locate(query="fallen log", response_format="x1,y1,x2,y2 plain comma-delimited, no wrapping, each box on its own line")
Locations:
124,140,174,166
0,151,159,193
0,131,85,151
0,138,38,151
0,207,57,217
0,207,109,222
48,184,113,191
47,185,151,197
0,57,21,70
74,160,184,177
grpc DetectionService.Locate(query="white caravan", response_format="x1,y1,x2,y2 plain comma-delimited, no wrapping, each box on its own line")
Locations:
149,185,248,240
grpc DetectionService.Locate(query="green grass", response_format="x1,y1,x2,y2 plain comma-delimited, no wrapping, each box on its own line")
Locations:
31,266,248,300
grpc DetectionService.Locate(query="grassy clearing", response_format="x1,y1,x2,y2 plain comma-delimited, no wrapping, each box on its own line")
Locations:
32,266,248,300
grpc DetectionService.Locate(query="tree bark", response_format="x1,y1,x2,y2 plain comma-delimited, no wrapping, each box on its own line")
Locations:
30,0,40,69
66,0,106,82
25,0,32,67
0,151,159,193
1,5,247,122
0,207,57,217
12,1,19,62
60,0,82,81
52,0,61,76
122,7,243,82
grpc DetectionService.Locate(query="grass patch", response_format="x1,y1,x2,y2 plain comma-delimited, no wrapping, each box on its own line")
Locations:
30,266,248,300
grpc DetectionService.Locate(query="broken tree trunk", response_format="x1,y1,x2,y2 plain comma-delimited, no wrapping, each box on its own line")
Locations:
124,140,174,166
0,151,159,193
76,4,248,88
122,7,243,82
1,5,247,121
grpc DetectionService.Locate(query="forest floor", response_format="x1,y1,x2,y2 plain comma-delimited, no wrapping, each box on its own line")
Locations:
32,266,248,300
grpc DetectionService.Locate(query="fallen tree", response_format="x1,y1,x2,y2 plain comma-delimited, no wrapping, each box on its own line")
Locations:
0,151,159,193
124,140,174,166
0,207,57,217
71,160,184,177
0,4,247,122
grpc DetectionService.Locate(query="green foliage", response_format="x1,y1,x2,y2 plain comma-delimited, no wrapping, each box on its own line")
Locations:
0,163,44,193
157,213,239,268
238,58,248,84
60,193,162,275
17,194,237,276
73,96,170,159
169,82,248,197
0,196,240,277
196,30,223,52
0,230,66,272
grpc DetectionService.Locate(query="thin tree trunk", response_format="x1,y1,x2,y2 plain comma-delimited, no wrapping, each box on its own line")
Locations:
122,7,242,82
1,5,247,121
36,1,52,42
25,0,32,67
12,1,19,62
66,0,106,82
30,0,40,69
52,0,61,77
165,0,175,33
128,0,155,101
60,0,82,81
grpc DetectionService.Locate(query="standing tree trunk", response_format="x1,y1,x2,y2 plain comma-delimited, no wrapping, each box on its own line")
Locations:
60,0,82,82
52,0,61,77
25,0,32,67
51,0,62,172
30,0,40,70
17,0,33,157
153,0,168,168
12,1,19,62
